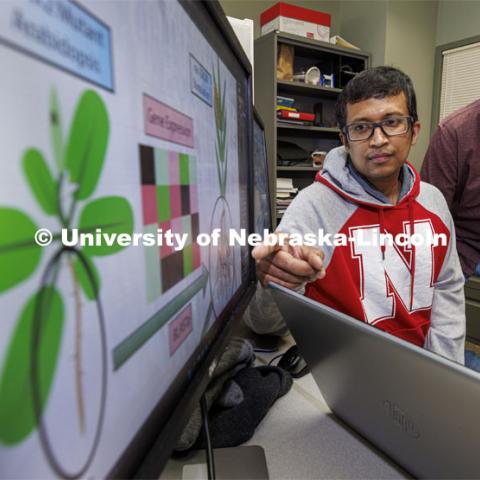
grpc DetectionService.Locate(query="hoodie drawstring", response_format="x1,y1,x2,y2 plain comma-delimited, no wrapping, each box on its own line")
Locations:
408,197,416,311
379,208,386,260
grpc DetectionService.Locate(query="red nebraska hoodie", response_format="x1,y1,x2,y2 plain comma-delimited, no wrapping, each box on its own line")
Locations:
247,146,465,364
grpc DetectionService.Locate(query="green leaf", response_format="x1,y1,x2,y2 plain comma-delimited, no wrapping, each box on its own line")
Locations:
22,149,58,216
223,144,228,196
65,90,109,200
73,254,100,300
50,88,64,171
78,196,133,256
0,208,42,293
215,144,222,194
221,80,226,130
0,287,64,444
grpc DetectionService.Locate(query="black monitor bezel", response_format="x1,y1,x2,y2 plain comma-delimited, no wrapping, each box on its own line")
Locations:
252,106,274,234
107,1,256,478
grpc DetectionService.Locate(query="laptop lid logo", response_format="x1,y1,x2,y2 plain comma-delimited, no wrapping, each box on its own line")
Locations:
382,400,420,439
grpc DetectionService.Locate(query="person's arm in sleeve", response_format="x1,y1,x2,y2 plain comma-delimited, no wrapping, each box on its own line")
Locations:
424,210,466,364
421,123,458,210
243,239,325,335
242,282,296,336
243,187,327,335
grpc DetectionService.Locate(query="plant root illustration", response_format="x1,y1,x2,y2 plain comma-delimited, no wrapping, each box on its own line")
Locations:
208,61,236,319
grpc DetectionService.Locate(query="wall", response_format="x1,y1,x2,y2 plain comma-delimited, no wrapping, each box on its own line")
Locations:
436,0,480,46
218,0,341,39
384,1,438,169
338,1,388,68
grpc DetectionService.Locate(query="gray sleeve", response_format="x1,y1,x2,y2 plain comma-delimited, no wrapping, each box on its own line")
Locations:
243,282,304,336
422,188,466,364
243,183,355,335
278,182,356,268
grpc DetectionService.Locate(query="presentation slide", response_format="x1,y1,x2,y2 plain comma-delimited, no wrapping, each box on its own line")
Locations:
0,1,244,477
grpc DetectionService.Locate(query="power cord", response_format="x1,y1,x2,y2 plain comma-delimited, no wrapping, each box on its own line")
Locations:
200,394,215,480
268,353,284,366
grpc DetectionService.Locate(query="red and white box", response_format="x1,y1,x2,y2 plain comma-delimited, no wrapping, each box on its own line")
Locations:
260,2,331,42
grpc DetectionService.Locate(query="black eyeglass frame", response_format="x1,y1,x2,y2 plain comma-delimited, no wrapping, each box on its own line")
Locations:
342,115,414,142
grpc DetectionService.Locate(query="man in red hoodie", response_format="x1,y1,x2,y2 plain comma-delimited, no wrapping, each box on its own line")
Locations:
246,66,465,364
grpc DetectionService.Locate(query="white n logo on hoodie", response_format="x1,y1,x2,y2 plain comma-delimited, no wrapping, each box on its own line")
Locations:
349,221,436,325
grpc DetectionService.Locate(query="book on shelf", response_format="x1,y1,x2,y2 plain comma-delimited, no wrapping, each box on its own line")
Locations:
277,177,294,190
277,200,293,207
277,119,310,126
276,105,298,112
276,95,295,108
276,178,298,216
277,110,315,122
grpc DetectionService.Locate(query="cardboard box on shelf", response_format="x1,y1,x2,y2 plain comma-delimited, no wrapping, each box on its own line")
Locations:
260,2,331,42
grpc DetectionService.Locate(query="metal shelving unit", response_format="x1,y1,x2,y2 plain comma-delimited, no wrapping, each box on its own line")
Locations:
277,166,319,172
277,80,342,96
254,31,370,226
277,124,340,133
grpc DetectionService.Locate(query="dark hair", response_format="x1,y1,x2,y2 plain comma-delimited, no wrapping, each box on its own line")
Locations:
335,66,418,129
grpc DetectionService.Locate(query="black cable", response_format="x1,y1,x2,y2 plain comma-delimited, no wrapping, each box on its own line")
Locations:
268,353,284,366
200,394,216,480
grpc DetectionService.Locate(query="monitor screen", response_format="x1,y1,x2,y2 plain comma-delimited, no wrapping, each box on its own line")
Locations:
0,1,254,477
253,110,273,235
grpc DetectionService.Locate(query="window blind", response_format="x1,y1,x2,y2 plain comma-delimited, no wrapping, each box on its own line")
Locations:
440,41,480,120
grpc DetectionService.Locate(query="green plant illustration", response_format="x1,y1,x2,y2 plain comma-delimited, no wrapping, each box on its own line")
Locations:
0,88,133,446
208,60,235,320
213,59,228,198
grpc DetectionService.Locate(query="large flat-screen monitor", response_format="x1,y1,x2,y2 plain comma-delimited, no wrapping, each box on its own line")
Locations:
0,1,255,477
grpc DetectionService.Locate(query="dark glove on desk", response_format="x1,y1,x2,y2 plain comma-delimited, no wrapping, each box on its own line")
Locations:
196,365,293,449
175,338,254,451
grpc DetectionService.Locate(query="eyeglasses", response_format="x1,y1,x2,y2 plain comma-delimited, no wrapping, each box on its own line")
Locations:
343,116,413,142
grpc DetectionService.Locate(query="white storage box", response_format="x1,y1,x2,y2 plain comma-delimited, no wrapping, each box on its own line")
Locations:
260,2,331,42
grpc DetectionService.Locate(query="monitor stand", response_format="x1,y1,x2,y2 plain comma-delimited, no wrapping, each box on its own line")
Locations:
161,445,269,479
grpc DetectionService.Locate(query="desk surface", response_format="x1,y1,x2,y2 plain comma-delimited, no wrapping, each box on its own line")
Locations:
245,360,407,479
162,335,409,479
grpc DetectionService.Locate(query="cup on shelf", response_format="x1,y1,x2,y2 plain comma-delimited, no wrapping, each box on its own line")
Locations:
293,67,321,85
311,150,327,170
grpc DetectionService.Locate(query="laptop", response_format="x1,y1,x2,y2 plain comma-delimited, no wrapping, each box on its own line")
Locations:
268,283,480,479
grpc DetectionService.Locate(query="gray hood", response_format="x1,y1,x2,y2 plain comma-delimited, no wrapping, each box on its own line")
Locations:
319,146,418,207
